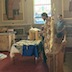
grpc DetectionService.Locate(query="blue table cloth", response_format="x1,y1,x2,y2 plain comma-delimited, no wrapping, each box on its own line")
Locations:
22,45,38,57
22,41,47,63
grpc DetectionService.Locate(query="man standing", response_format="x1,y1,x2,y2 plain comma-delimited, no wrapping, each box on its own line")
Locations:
41,12,51,51
55,14,65,43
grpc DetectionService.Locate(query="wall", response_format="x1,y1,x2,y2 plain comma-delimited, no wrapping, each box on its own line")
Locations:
51,0,62,22
0,0,65,25
0,0,34,26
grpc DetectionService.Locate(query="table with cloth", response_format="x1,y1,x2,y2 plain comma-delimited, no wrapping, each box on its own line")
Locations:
10,40,47,63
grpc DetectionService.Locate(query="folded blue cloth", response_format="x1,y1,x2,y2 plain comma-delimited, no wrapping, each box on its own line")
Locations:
22,45,38,57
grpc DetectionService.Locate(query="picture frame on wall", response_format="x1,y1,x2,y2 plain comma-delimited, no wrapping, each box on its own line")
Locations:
2,0,24,22
62,0,72,19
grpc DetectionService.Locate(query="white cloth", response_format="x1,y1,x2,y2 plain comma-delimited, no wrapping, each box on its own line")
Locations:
10,40,41,58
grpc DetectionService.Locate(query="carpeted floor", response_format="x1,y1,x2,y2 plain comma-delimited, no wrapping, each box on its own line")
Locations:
0,52,49,72
0,51,72,72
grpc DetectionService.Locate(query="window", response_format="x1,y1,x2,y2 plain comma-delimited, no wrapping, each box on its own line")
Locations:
34,0,51,24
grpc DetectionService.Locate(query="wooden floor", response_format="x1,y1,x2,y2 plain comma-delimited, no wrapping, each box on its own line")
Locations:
64,52,72,72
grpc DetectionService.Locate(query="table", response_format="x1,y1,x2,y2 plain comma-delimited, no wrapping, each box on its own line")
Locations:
0,32,15,51
10,40,46,62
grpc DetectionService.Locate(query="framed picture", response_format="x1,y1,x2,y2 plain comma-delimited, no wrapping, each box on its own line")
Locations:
2,0,24,22
62,0,72,19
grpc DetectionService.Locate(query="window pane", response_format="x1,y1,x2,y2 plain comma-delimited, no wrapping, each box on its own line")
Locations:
34,0,51,24
34,0,51,5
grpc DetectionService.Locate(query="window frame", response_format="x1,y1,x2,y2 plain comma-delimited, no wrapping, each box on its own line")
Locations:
34,0,52,24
